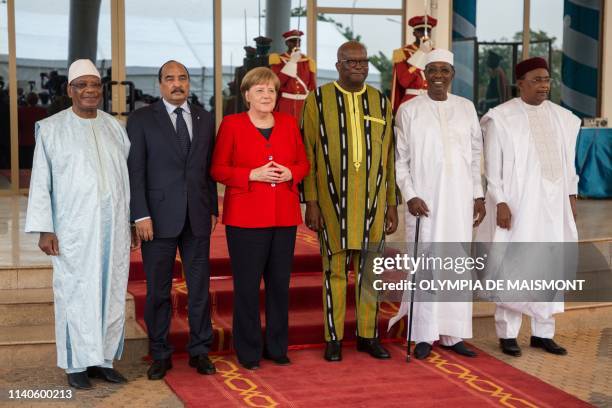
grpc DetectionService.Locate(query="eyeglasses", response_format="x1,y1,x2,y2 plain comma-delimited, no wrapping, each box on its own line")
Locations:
424,66,454,76
525,77,551,85
338,59,370,68
70,82,102,91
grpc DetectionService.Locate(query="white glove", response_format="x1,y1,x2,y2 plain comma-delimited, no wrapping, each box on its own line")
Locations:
280,61,298,78
419,38,433,53
407,50,427,71
289,49,302,63
281,50,300,78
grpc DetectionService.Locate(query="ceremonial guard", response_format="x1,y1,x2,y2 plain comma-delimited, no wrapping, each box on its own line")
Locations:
269,30,316,120
391,15,437,113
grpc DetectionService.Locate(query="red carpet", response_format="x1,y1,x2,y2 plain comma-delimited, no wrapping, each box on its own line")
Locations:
127,222,406,353
162,343,590,408
127,201,589,406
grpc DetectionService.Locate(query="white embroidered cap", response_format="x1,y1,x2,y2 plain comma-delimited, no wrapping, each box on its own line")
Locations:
68,59,101,83
425,49,454,66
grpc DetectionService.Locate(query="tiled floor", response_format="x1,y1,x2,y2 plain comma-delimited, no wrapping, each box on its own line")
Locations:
0,358,183,407
471,328,612,406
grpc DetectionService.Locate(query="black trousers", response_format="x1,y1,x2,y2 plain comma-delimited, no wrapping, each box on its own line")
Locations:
226,225,297,364
142,216,213,359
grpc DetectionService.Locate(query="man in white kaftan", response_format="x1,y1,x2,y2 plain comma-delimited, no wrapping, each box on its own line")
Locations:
25,59,138,389
391,49,485,360
476,57,579,357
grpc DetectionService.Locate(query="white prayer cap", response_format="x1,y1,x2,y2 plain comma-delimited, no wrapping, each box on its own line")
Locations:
68,59,100,83
425,49,454,66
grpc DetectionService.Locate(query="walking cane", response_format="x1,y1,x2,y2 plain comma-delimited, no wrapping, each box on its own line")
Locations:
406,215,421,362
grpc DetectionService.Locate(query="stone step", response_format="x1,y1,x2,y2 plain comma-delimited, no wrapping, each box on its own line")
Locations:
0,266,53,290
0,320,148,368
0,288,136,326
472,301,612,339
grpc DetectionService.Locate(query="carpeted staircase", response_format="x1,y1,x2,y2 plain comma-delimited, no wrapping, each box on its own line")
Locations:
127,223,406,355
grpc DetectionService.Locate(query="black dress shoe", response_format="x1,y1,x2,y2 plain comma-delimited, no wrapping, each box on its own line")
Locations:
324,340,342,362
67,372,93,390
189,354,216,375
147,358,172,380
413,342,432,360
263,351,291,366
239,360,260,370
87,366,127,383
500,338,522,357
356,337,391,359
530,336,567,355
441,341,477,357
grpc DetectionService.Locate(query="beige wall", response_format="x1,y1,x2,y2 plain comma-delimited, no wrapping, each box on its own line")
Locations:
405,0,452,49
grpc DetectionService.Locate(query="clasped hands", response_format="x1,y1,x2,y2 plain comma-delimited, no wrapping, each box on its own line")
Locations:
249,161,293,183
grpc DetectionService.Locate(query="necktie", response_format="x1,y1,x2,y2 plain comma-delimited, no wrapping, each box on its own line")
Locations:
174,107,191,156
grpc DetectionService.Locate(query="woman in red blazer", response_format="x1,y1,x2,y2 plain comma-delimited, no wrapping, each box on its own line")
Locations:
211,67,309,370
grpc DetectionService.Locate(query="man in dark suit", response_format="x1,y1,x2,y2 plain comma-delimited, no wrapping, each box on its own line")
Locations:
127,60,218,380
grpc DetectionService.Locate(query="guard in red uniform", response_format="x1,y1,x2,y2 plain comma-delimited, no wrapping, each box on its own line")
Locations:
391,15,437,113
269,30,316,121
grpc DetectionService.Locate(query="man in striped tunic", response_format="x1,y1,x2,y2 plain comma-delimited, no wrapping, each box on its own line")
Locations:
301,41,399,362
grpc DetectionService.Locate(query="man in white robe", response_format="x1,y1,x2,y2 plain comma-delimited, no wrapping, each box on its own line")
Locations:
477,57,579,357
391,49,485,360
25,59,139,389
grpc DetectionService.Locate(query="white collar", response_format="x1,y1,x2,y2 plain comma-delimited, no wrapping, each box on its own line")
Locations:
520,98,547,111
162,98,190,115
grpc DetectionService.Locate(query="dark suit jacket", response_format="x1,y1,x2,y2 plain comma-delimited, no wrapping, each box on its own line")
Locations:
127,99,218,238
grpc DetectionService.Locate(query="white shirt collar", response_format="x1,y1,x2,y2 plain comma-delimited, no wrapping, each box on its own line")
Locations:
162,98,190,115
520,98,546,111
